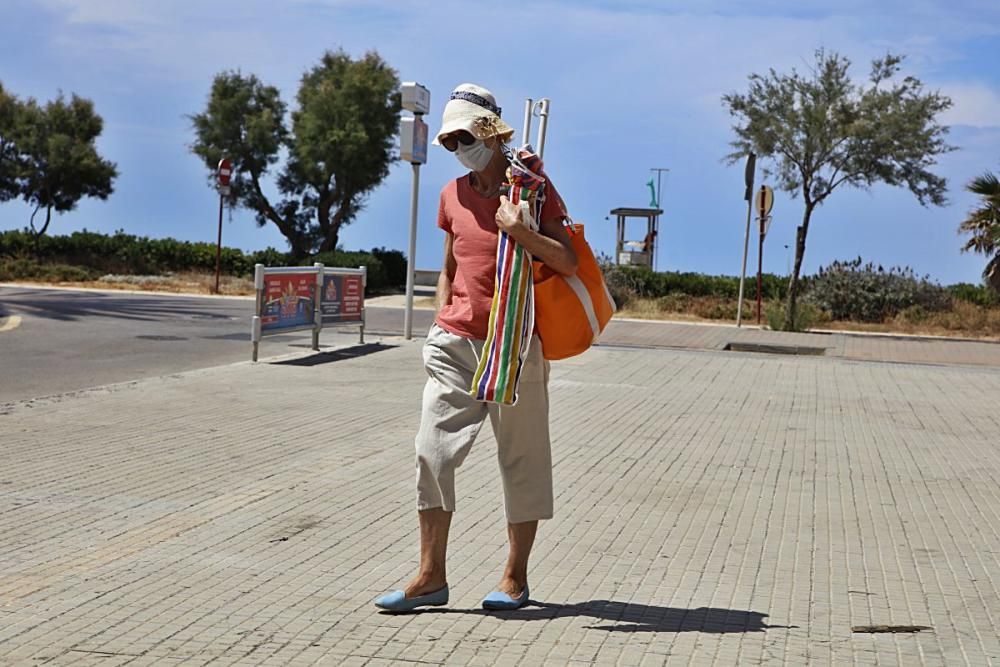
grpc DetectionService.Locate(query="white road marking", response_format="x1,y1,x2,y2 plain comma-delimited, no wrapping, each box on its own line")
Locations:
0,315,23,332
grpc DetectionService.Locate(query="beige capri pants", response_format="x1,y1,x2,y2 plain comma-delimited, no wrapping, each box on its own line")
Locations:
415,323,553,523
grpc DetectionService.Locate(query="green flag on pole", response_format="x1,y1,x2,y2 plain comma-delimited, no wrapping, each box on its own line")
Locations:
646,178,657,207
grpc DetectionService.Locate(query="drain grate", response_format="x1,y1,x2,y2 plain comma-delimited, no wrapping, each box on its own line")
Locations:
852,625,932,634
725,342,827,356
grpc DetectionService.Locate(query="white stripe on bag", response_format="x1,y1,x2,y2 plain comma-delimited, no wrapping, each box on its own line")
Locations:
601,278,617,314
564,274,601,342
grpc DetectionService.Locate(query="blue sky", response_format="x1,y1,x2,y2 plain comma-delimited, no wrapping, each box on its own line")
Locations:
2,0,999,284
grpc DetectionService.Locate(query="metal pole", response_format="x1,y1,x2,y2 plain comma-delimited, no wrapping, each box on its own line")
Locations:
656,171,662,269
312,263,323,351
251,263,264,362
535,99,550,159
522,99,533,149
757,215,764,325
214,193,224,294
736,154,756,327
404,161,420,340
650,167,669,270
736,200,753,327
359,265,367,344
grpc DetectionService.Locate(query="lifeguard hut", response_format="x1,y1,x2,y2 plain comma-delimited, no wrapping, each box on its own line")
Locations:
610,207,662,268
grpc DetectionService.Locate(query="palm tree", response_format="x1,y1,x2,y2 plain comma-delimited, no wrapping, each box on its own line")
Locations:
959,170,1000,292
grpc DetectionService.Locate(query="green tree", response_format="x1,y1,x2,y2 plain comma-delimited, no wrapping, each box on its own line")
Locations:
722,50,954,329
0,82,24,202
17,92,118,240
190,50,401,260
958,170,1000,292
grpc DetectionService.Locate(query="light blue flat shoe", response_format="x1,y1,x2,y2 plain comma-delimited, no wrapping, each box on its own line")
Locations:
482,585,529,610
374,585,449,612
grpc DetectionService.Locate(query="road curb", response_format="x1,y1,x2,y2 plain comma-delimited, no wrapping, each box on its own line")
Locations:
0,282,255,300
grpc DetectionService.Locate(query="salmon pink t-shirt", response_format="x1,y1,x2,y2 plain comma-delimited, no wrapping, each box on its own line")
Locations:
436,173,567,341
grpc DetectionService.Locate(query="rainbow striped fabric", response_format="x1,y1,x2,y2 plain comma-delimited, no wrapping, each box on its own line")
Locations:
471,149,547,405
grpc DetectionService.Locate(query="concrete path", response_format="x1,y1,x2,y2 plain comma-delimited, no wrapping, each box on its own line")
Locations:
3,334,1000,665
602,319,1000,369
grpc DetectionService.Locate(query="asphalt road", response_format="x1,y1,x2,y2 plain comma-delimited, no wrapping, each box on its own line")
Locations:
0,286,436,403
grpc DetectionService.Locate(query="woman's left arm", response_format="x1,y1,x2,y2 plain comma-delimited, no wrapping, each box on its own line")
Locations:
495,195,578,277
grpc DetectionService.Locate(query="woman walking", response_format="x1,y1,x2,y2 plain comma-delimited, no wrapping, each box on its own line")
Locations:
375,83,577,612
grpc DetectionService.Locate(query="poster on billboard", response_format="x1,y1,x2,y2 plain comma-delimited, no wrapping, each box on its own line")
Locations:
320,273,364,324
260,272,315,332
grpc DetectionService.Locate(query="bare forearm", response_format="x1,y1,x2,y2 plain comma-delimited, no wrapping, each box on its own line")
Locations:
509,227,577,276
435,272,452,313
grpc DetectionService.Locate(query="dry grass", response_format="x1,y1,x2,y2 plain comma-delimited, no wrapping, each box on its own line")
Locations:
820,301,1000,340
618,296,751,324
11,271,256,296
616,296,1000,341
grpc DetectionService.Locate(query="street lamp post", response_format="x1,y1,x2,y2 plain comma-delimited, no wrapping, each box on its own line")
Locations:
400,82,430,340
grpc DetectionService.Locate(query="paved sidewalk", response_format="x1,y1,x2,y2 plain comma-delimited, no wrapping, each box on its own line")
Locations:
3,337,1000,665
367,288,1000,369
602,319,1000,369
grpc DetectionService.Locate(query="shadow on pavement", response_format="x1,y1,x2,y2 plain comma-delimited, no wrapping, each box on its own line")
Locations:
272,343,395,366
0,288,247,323
395,600,793,633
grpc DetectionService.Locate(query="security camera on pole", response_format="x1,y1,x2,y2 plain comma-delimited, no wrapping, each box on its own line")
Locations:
400,82,430,340
215,158,232,294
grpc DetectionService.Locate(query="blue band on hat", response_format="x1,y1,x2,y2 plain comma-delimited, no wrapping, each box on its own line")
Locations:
449,91,501,117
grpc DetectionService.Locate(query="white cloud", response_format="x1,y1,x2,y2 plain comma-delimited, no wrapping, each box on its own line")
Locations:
941,83,1000,129
32,0,169,27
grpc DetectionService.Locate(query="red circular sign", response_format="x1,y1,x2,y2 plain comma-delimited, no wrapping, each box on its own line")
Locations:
217,158,233,186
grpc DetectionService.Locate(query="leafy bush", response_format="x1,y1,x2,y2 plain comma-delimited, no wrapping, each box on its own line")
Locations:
0,258,99,282
804,257,952,322
0,230,410,294
371,247,407,289
306,250,389,294
0,228,290,277
598,259,639,309
765,301,825,332
247,247,291,268
949,282,999,308
596,260,786,302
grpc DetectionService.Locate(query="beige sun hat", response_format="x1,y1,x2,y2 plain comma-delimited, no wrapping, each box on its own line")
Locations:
432,83,515,145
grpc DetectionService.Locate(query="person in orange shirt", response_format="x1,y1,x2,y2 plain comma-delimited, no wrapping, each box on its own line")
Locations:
375,84,577,613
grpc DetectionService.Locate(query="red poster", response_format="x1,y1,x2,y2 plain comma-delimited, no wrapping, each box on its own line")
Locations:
342,275,363,317
261,273,314,330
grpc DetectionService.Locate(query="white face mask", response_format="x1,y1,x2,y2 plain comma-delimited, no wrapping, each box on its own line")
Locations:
455,139,494,172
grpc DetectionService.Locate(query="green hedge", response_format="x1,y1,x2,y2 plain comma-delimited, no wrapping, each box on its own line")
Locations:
949,282,999,307
0,229,288,277
305,250,391,294
0,229,409,294
601,264,788,306
0,258,99,282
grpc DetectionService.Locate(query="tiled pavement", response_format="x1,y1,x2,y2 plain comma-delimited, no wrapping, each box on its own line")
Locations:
3,331,1000,665
601,319,1000,369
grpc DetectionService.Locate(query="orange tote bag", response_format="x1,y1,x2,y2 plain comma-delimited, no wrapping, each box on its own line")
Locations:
532,222,616,360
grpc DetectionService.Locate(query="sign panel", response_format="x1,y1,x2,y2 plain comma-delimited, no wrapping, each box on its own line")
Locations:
217,158,233,186
757,185,774,217
400,116,428,164
320,273,364,324
261,272,315,332
743,152,756,201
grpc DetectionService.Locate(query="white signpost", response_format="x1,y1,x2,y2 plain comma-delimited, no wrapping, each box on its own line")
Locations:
400,82,430,340
736,152,756,328
755,185,774,324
